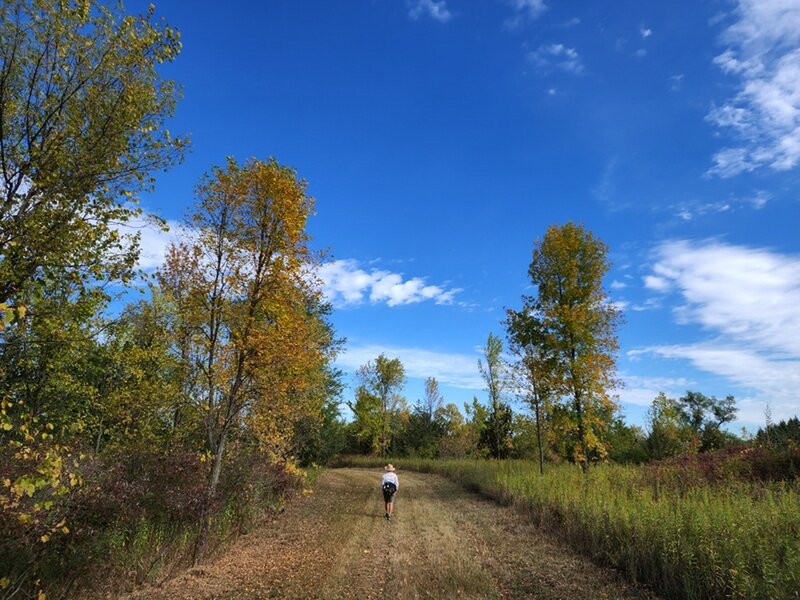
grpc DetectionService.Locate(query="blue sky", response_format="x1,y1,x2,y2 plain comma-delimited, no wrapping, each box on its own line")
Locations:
131,0,800,431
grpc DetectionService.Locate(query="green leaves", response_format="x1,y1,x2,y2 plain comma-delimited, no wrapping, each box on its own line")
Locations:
0,0,187,306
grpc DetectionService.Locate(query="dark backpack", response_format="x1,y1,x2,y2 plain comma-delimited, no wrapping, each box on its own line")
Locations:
382,481,397,494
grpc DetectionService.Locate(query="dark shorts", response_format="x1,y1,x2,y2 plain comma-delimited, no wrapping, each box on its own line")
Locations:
382,488,396,502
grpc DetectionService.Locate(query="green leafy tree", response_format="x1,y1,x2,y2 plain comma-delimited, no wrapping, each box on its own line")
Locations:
605,417,648,464
347,386,382,454
405,377,447,458
351,354,405,458
756,416,800,450
0,3,185,571
0,0,186,309
478,333,513,459
646,393,694,459
506,310,556,473
521,223,622,473
464,397,490,458
437,403,473,458
677,391,737,452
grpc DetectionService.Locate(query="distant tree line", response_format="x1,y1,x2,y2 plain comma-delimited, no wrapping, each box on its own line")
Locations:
338,223,751,467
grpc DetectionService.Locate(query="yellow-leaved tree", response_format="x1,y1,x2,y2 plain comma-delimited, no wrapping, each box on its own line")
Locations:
156,157,326,561
508,222,622,474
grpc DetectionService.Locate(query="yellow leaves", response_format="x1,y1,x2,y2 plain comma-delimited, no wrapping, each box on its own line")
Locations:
0,578,9,590
40,534,50,543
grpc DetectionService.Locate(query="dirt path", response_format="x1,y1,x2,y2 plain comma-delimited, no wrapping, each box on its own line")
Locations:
128,468,657,599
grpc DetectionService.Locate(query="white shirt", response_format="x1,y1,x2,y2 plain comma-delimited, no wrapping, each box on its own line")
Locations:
381,472,399,489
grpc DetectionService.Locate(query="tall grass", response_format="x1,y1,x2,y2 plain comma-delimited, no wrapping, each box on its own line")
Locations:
338,456,800,599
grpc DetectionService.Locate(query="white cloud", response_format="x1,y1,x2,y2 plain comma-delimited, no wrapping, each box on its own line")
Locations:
640,27,653,39
611,280,627,289
638,239,800,422
113,214,187,272
643,274,671,292
318,259,461,307
707,0,800,176
337,343,484,390
408,0,452,23
615,374,695,408
528,43,585,74
505,0,548,30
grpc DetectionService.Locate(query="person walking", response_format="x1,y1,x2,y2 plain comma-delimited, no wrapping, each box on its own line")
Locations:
381,464,399,520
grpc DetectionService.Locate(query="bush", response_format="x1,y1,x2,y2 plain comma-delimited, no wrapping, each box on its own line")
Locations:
1,444,307,598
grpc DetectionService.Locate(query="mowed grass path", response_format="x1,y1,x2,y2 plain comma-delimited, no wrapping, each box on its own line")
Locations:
129,468,658,599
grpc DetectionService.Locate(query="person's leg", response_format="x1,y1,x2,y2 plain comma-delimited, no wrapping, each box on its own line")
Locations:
387,499,393,517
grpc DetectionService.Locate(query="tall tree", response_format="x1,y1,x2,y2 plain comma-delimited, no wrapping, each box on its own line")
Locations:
352,354,405,458
0,0,186,533
478,333,513,459
522,222,621,473
156,157,318,560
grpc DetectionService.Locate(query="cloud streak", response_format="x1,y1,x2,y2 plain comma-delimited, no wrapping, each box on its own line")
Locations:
707,0,800,177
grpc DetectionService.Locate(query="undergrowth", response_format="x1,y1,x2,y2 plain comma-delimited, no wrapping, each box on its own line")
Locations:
1,447,306,599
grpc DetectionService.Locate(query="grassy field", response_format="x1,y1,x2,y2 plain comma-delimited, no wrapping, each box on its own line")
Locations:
337,456,800,600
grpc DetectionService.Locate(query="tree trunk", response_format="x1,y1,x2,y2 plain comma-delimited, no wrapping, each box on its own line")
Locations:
535,401,544,475
574,395,589,475
192,430,228,565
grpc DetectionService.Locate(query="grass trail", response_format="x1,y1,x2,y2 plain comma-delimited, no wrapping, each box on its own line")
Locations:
126,468,657,599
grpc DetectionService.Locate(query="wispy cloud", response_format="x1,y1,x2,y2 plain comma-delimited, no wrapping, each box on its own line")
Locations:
707,0,800,177
408,0,452,23
637,239,800,422
669,191,770,221
337,343,484,390
640,27,653,39
528,43,584,74
318,259,461,307
669,74,685,92
504,0,548,30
